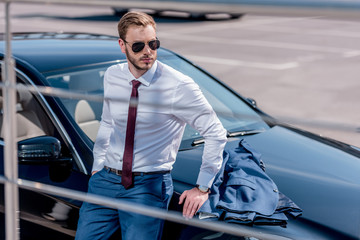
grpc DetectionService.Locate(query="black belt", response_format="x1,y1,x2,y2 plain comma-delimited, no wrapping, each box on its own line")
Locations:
104,166,170,176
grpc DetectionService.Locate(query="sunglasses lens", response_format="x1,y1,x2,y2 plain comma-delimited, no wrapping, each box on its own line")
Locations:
149,39,160,50
132,42,145,53
129,39,160,52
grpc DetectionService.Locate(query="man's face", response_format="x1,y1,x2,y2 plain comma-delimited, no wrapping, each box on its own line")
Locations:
119,25,158,77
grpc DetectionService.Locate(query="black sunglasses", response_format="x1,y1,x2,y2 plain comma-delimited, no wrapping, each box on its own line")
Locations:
123,38,160,53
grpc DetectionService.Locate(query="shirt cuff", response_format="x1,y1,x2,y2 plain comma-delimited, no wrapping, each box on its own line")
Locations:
196,171,216,188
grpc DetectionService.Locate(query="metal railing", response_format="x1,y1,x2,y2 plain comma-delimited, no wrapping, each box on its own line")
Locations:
1,1,360,240
2,2,18,239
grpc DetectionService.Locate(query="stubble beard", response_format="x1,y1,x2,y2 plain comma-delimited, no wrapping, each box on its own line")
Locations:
126,47,156,72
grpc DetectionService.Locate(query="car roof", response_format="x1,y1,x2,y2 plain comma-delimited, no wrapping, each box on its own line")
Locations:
0,32,170,74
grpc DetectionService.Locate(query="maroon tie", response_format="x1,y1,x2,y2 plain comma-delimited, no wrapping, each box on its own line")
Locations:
121,80,141,189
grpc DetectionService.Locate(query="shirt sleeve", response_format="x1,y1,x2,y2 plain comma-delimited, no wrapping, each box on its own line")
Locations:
92,72,113,172
172,77,228,188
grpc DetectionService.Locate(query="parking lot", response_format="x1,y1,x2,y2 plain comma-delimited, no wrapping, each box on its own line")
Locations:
1,2,359,147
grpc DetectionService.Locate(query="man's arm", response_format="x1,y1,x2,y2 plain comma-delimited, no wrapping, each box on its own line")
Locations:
172,77,227,218
92,111,112,172
92,72,113,173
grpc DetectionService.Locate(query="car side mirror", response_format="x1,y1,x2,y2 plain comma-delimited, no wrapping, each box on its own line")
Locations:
18,136,68,164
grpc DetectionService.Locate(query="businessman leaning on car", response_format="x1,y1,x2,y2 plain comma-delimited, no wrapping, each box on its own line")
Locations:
75,11,227,240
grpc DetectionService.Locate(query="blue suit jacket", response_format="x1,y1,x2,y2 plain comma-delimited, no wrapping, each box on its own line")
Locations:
198,139,302,226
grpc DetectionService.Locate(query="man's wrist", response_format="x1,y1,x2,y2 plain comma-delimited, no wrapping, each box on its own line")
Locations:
196,184,210,193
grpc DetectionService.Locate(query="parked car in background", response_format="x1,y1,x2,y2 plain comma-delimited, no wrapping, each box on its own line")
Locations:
110,0,245,19
1,32,360,240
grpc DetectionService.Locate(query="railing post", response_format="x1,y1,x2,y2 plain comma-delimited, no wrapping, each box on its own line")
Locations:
2,1,20,240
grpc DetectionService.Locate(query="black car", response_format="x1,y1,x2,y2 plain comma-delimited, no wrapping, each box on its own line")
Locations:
1,32,360,240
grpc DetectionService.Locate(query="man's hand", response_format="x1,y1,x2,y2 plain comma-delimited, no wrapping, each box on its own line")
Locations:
179,187,209,219
91,171,98,176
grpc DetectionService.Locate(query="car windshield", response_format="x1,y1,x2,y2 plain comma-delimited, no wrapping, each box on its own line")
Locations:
46,54,269,142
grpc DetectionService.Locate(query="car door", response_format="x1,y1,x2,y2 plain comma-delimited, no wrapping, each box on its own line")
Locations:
0,71,92,239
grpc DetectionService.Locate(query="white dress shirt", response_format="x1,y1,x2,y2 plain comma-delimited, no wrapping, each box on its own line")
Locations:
92,60,227,187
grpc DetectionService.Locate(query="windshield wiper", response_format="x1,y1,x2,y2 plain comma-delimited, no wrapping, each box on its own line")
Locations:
191,129,265,146
227,129,266,137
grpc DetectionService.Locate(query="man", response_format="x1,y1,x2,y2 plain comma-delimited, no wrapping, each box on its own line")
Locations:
75,12,227,240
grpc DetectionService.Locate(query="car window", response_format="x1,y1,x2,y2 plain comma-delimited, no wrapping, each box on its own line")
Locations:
157,54,269,141
0,77,55,142
46,54,269,142
46,68,105,142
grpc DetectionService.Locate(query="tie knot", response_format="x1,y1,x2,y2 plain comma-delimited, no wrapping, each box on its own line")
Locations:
132,80,141,89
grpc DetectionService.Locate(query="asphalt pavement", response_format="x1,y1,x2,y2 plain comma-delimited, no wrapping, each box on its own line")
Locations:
0,2,359,147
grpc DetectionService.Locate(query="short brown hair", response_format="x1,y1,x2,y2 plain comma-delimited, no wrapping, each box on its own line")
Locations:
117,12,156,40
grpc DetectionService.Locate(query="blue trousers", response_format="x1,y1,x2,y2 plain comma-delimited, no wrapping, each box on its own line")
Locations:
75,168,173,240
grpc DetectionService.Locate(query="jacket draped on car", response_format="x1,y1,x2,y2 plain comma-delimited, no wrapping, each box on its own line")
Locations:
198,139,302,227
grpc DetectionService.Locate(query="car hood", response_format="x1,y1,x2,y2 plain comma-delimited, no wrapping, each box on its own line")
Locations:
172,125,360,239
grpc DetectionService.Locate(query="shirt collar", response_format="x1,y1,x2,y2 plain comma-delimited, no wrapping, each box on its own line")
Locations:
126,61,158,87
